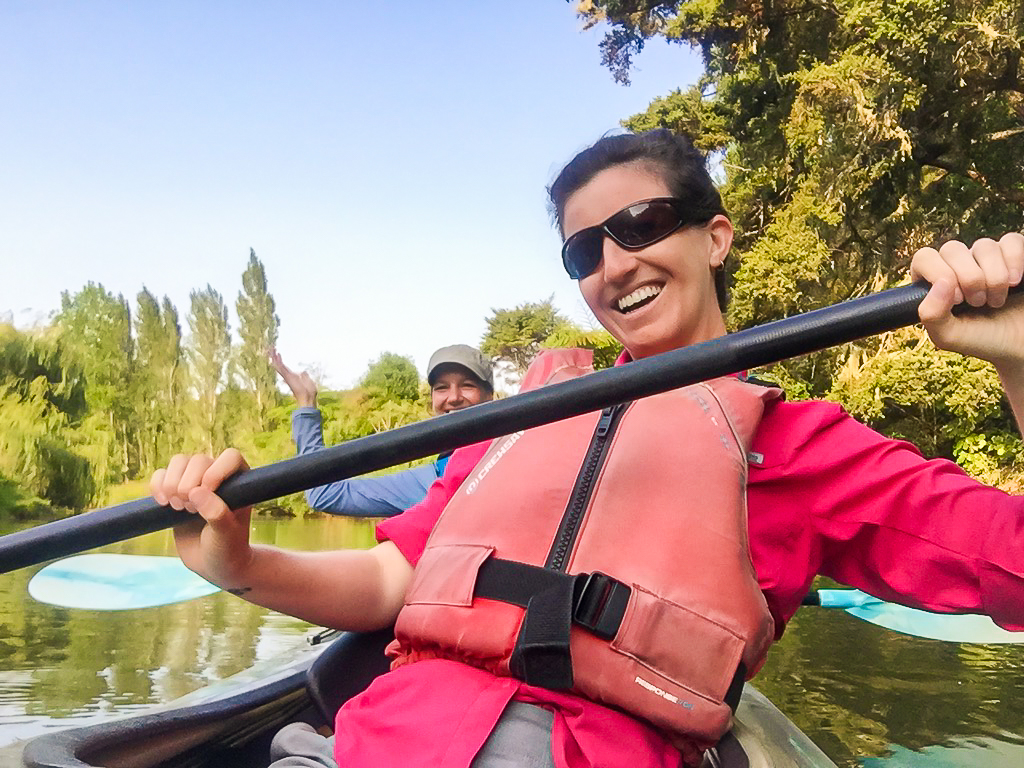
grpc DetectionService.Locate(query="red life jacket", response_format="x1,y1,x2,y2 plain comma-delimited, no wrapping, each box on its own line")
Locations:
390,349,779,753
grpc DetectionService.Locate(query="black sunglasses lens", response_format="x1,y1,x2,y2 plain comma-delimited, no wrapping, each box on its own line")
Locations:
562,229,604,280
608,202,682,247
561,200,686,280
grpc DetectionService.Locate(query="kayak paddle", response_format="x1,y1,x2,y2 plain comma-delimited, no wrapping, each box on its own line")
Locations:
25,554,1024,645
0,280,1019,575
804,589,1024,644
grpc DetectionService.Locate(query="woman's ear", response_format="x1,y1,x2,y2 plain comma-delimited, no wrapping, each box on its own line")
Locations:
706,215,734,269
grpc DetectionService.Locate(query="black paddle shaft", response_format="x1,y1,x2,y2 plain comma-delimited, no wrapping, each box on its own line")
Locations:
0,281,1014,574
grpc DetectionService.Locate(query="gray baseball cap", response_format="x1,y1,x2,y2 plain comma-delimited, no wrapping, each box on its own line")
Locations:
427,344,494,389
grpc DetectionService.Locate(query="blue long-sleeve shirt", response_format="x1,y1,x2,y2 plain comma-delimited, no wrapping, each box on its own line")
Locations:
291,407,447,517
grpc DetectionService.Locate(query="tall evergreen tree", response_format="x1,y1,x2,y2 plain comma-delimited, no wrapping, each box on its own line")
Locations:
186,286,231,454
235,248,280,430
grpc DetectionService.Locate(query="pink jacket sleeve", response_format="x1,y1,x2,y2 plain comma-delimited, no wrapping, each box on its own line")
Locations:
748,399,1024,631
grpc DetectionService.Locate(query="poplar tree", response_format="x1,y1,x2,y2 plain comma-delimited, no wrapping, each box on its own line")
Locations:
134,288,183,470
235,249,280,430
56,282,136,480
186,286,231,454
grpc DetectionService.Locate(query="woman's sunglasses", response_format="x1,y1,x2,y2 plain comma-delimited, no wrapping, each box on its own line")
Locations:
561,197,698,280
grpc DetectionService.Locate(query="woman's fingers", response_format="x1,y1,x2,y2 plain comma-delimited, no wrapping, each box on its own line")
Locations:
177,455,215,514
188,449,250,524
909,233,1024,365
150,450,246,519
151,453,192,510
1000,232,1024,285
912,235,1024,321
911,246,960,324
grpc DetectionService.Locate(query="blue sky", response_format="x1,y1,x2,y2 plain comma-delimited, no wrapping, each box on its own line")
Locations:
0,2,703,389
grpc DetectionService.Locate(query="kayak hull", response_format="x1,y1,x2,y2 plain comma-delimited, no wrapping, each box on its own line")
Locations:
21,629,836,768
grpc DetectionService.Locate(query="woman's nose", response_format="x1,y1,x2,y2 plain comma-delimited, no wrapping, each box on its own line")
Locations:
600,237,638,282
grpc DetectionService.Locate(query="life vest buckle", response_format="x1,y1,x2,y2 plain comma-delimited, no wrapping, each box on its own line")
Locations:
573,571,631,640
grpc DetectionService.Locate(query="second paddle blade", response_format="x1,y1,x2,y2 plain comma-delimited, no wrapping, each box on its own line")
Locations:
28,553,220,610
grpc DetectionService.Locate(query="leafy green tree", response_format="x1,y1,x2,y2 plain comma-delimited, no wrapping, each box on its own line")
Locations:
828,326,1020,477
480,297,571,374
361,353,421,407
542,325,623,370
0,325,97,514
236,249,280,430
0,323,86,422
585,0,1023,322
56,282,136,479
0,389,96,511
578,0,1024,473
186,286,231,454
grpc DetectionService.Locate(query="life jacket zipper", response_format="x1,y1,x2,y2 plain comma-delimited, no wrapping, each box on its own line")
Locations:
544,402,630,571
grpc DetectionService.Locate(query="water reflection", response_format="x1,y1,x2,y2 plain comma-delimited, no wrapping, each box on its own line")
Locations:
0,515,377,746
755,603,1024,766
0,515,1023,767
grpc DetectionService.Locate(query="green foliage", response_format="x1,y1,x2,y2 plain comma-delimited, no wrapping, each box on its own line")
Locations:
364,399,429,433
235,249,280,430
360,352,421,407
0,324,86,422
0,325,101,514
480,297,571,374
0,472,50,520
728,190,840,330
56,282,136,479
583,0,1024,479
828,327,1009,459
592,0,1024,283
186,286,231,454
133,289,185,474
953,431,1024,487
542,326,623,370
0,389,96,511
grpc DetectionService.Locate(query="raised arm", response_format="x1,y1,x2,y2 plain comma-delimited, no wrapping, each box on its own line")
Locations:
912,233,1024,431
150,449,413,630
269,347,318,408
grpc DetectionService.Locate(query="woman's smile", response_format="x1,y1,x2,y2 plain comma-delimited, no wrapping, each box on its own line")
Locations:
615,283,664,313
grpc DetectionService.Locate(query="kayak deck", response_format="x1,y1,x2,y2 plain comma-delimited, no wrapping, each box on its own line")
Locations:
20,629,836,768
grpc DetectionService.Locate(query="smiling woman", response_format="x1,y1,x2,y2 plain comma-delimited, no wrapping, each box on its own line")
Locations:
115,129,1024,768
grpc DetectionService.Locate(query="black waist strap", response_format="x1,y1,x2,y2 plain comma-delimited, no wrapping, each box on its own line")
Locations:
476,558,631,639
474,557,745,711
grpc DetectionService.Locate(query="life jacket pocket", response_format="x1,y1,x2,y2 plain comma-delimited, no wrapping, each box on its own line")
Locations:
609,584,746,709
405,543,495,607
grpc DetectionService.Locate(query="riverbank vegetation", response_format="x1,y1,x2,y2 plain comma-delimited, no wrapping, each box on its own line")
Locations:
4,0,1022,518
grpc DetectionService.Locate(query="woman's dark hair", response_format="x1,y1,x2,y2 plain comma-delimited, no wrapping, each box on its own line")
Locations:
549,129,730,310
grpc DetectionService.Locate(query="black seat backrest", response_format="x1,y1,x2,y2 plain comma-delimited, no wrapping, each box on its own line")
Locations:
306,629,395,723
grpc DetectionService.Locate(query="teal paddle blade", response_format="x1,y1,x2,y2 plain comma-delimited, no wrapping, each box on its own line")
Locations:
816,588,1024,644
28,553,220,610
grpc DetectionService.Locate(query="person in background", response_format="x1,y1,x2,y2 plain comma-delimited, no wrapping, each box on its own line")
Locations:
269,344,494,517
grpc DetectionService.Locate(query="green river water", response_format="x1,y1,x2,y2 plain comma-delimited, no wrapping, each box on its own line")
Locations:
0,515,1022,767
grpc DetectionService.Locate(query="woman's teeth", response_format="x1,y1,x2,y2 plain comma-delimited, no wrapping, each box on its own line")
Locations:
617,285,662,312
